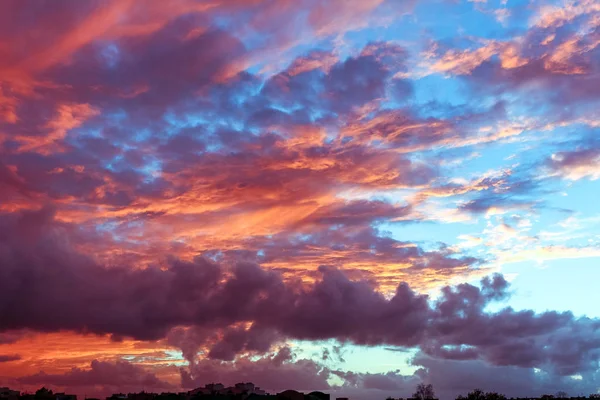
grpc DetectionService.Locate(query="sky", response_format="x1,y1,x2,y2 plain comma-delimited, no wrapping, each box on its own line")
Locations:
0,0,599,399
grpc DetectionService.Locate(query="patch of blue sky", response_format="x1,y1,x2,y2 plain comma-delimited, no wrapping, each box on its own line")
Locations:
411,76,472,118
501,257,600,318
215,116,245,132
382,218,486,250
547,179,600,216
514,200,567,227
127,350,187,366
227,85,262,108
293,233,313,243
163,111,233,151
67,110,125,144
65,128,104,151
380,92,413,112
505,95,558,123
337,345,419,375
210,15,234,31
132,128,152,143
95,220,119,233
107,109,128,124
205,251,224,263
537,224,599,249
455,7,521,41
124,219,144,230
99,42,120,69
441,344,476,352
268,104,293,115
205,141,224,153
164,109,208,133
290,339,419,375
246,354,265,363
412,0,507,42
309,107,328,124
139,159,162,182
246,63,267,76
438,141,528,179
569,99,600,120
72,127,103,141
547,125,600,149
341,18,420,57
94,221,123,242
477,183,600,318
104,154,125,172
499,0,538,26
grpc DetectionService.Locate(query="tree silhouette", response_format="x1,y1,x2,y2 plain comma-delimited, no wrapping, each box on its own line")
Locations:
457,389,507,400
484,393,507,400
413,384,436,400
556,392,568,398
457,389,485,400
34,388,54,400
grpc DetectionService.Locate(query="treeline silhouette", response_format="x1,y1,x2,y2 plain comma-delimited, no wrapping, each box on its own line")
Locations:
4,385,600,400
386,384,600,400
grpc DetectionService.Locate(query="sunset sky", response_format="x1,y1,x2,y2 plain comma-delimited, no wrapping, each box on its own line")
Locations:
0,0,599,399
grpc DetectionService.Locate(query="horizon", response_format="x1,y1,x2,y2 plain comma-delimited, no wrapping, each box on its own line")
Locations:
0,1,599,400
4,383,600,400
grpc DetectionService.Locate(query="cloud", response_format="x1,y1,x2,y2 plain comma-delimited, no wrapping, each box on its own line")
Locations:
454,169,542,216
18,359,173,395
429,42,504,76
328,354,600,400
547,147,600,181
181,347,331,393
206,325,283,362
332,369,418,392
0,39,448,273
0,354,21,362
287,51,339,76
498,244,600,264
1,208,599,377
411,354,600,400
532,0,600,29
15,103,100,155
1,0,600,396
425,277,600,375
421,0,600,121
0,331,25,345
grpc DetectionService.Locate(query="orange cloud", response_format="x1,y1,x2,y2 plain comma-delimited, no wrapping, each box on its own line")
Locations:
16,103,100,155
0,332,173,379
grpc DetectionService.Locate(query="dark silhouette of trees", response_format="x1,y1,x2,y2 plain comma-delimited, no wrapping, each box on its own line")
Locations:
413,384,436,400
556,392,568,399
483,393,507,400
457,389,507,400
34,388,54,400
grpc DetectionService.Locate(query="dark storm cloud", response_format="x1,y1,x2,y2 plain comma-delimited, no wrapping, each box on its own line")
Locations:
0,207,599,376
0,354,21,362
